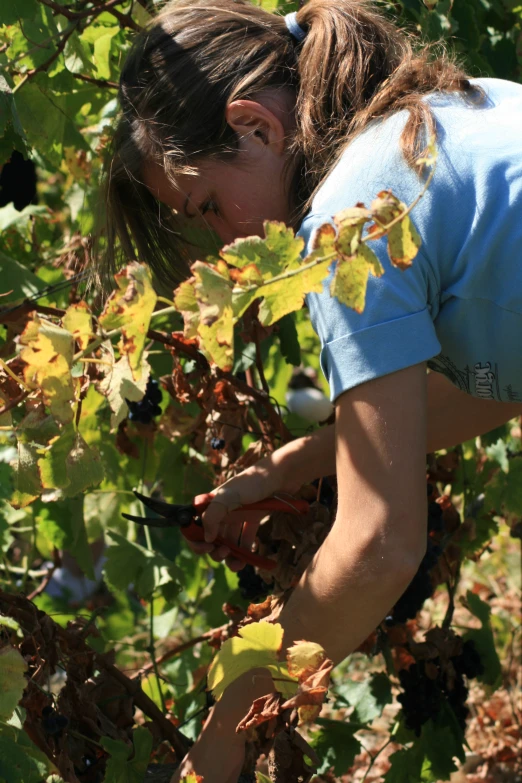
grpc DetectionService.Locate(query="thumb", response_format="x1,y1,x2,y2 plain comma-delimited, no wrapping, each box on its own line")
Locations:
197,489,243,543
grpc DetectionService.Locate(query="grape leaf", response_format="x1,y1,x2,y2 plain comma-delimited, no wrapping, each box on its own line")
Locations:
101,727,153,783
62,302,94,351
484,455,522,518
0,249,46,302
36,496,94,580
99,262,157,381
0,647,27,721
308,717,361,776
369,191,421,270
276,313,301,366
0,733,52,783
97,350,150,430
207,621,298,701
11,441,41,508
20,315,75,424
385,744,425,783
104,531,183,601
462,591,501,687
330,243,384,313
333,672,392,723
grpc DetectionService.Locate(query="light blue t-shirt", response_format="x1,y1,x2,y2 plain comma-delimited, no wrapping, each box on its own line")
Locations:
299,78,522,403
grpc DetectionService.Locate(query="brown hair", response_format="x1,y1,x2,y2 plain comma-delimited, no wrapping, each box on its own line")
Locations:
95,0,479,295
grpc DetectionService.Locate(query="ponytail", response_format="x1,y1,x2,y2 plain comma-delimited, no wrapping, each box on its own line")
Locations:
100,0,479,292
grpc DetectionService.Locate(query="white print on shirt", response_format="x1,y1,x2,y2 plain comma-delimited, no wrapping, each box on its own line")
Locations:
474,362,496,399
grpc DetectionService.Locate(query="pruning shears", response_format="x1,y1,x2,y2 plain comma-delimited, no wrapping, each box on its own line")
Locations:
122,490,310,572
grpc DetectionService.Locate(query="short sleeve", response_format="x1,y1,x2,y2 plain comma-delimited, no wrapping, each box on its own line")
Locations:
301,213,441,401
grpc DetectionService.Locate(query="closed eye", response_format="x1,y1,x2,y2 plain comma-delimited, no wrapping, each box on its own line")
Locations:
200,198,220,217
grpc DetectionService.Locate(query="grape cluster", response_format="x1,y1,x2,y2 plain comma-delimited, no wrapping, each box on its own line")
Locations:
211,437,226,450
387,538,442,625
238,563,274,601
126,378,162,424
398,639,484,735
386,484,446,625
41,705,68,737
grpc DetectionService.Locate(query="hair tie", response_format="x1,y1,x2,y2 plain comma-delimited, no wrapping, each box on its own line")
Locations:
285,11,307,42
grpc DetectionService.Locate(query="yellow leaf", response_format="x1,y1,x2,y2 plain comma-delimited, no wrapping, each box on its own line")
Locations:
20,316,75,424
387,214,421,270
207,621,298,701
198,305,234,371
287,641,327,681
368,190,421,270
99,262,157,381
330,244,383,313
62,301,94,350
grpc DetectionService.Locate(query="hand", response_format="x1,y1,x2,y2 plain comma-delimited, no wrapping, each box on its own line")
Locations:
169,668,276,783
187,452,304,572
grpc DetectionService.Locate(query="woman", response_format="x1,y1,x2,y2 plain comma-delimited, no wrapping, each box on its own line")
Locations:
100,0,522,779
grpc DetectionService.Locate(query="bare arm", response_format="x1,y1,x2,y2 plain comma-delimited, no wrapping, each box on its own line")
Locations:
272,370,522,486
275,362,428,666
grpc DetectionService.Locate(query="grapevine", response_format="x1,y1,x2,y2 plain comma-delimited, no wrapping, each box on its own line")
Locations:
0,1,520,782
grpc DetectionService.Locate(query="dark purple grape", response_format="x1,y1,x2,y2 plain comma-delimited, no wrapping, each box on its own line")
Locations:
41,707,68,736
453,639,484,680
398,663,443,736
211,437,226,450
126,377,163,424
238,564,273,601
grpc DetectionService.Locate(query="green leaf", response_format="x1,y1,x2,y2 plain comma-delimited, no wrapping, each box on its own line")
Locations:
0,250,46,302
0,203,49,233
0,648,26,720
462,591,501,687
101,727,153,783
104,531,183,601
62,432,104,497
333,672,392,723
276,313,301,366
92,27,120,80
385,744,424,783
308,717,361,775
484,455,522,518
0,732,52,783
13,81,88,168
485,438,509,473
36,496,94,580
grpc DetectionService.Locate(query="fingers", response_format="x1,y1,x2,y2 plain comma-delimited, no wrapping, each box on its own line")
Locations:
197,488,242,543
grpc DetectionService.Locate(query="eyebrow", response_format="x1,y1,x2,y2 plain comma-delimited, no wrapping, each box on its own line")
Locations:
183,192,196,218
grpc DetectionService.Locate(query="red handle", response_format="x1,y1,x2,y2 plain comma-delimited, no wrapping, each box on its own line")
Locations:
186,493,310,572
193,494,310,516
181,522,277,571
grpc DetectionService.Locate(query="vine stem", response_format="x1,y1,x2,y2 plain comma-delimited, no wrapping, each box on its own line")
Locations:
73,306,177,363
238,157,436,296
137,440,167,714
360,735,394,783
0,357,32,392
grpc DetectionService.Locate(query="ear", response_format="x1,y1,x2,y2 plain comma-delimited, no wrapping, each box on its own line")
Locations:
225,99,286,155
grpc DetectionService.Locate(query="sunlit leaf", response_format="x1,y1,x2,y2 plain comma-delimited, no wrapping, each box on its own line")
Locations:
99,262,157,381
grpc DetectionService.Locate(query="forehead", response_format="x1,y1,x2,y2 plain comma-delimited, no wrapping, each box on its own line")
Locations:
142,160,185,208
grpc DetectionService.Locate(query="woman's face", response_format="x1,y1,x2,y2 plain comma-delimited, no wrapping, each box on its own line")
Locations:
142,93,297,245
